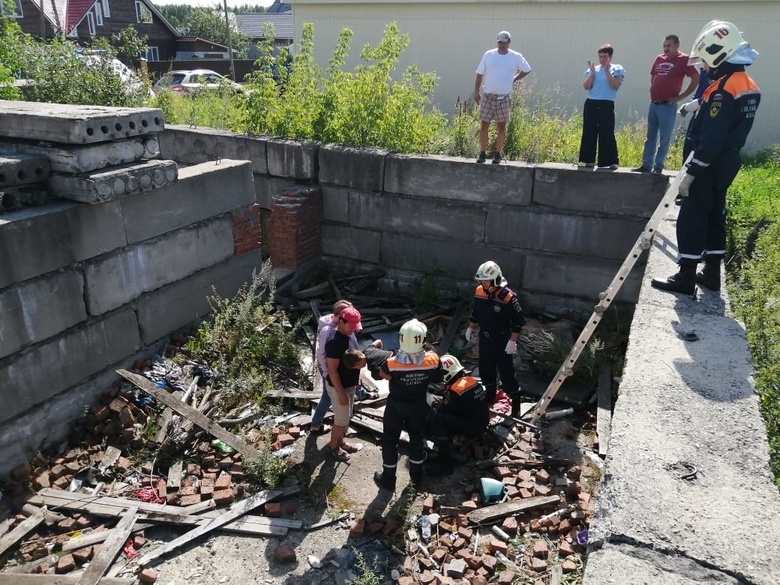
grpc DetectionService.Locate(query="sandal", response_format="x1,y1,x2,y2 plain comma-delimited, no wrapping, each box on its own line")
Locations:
310,424,332,434
326,446,350,462
340,442,364,454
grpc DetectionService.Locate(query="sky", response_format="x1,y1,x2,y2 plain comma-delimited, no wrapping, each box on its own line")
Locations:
152,1,275,7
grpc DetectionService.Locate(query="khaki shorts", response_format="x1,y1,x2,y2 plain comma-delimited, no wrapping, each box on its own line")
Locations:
325,382,356,426
478,94,511,123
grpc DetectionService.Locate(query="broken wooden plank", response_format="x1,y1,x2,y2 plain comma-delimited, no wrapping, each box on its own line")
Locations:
435,301,467,356
137,489,282,567
0,511,44,556
0,577,132,585
304,512,349,531
327,273,343,299
264,389,320,400
466,496,559,525
197,512,303,530
32,489,214,517
597,361,612,457
167,460,184,489
293,281,330,300
550,564,563,585
350,413,409,443
117,370,263,462
79,506,138,585
360,311,436,334
61,529,115,552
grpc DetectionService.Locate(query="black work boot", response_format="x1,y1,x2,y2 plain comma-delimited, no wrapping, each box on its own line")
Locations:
373,470,396,491
696,258,721,291
409,464,424,489
651,262,696,295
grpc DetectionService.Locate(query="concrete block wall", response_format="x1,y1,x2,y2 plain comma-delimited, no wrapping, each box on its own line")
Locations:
159,126,670,316
1,135,261,473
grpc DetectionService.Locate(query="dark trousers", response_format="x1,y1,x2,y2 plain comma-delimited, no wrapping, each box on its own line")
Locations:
429,410,488,448
479,331,519,402
677,152,741,262
381,397,427,475
579,99,619,167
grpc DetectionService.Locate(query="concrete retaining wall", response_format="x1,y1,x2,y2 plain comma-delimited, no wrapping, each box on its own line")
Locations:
160,126,669,316
0,117,262,473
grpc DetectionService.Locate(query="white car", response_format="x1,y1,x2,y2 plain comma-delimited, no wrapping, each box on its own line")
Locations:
152,69,243,95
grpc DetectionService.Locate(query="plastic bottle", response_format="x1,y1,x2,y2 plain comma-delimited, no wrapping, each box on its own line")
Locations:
491,525,510,541
420,515,431,542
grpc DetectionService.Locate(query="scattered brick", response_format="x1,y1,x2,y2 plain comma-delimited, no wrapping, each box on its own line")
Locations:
495,569,515,584
529,557,548,571
139,568,159,583
558,541,575,557
133,535,147,548
534,484,552,496
431,548,447,564
212,489,234,506
179,494,202,506
446,558,467,578
457,526,473,541
422,494,435,512
419,571,436,585
264,502,282,518
532,540,548,558
481,555,497,573
451,537,467,550
72,547,93,564
488,538,507,554
284,502,298,515
562,559,578,572
287,426,301,439
55,554,76,573
215,472,232,489
535,469,550,483
274,544,296,563
500,516,518,535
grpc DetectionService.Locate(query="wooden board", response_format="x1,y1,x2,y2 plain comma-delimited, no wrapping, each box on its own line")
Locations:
79,506,138,585
137,489,282,567
435,301,467,356
0,511,43,556
466,496,559,525
0,577,132,585
117,370,263,461
265,389,321,400
597,361,612,456
31,489,214,517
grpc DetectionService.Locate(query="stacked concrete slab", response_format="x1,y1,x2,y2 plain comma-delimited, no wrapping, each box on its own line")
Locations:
0,104,260,475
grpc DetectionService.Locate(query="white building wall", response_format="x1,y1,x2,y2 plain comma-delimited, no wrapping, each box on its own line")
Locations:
288,0,778,153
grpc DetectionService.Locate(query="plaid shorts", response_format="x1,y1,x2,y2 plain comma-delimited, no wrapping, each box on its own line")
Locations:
478,94,511,123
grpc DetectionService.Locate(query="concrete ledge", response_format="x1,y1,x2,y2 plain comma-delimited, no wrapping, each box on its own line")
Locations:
320,184,350,223
0,308,141,424
348,191,485,242
319,145,389,192
0,154,50,188
486,208,646,260
0,201,126,289
0,269,86,359
533,164,666,217
121,159,254,243
384,154,533,206
137,251,262,344
158,125,269,174
84,216,235,316
583,214,780,584
267,138,318,180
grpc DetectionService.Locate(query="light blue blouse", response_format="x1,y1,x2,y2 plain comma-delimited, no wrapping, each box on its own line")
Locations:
584,64,625,101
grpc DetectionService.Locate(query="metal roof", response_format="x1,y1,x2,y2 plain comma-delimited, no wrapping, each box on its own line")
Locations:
234,13,294,40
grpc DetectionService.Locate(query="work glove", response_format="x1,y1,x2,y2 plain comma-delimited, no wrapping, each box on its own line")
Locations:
678,100,701,118
465,327,476,342
678,173,695,197
504,339,517,354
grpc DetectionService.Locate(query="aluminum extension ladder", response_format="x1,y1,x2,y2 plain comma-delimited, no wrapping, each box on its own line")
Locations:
527,160,692,425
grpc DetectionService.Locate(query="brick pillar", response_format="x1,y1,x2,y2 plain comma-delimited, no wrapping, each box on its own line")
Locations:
269,186,322,269
232,203,262,255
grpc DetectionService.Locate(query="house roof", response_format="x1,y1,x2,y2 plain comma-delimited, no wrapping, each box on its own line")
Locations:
30,0,69,32
66,0,95,30
178,36,231,52
234,13,294,40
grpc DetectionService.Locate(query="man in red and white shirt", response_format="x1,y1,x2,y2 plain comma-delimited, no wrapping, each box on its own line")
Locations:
473,31,532,165
633,35,699,174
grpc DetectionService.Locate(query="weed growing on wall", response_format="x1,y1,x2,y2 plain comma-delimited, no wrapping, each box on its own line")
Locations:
185,260,309,410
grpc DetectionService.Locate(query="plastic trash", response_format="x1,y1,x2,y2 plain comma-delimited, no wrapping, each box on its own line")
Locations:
420,515,431,542
272,446,294,458
307,555,322,569
491,525,510,541
577,529,589,546
211,439,236,454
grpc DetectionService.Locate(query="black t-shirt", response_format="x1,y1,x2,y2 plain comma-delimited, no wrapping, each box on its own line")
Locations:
325,330,360,389
364,346,394,379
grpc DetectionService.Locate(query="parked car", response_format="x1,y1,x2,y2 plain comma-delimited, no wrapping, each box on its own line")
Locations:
152,69,243,95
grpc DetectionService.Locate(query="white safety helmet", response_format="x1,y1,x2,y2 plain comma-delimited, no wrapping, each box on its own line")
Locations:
440,354,465,383
474,261,507,287
691,21,748,68
399,319,427,354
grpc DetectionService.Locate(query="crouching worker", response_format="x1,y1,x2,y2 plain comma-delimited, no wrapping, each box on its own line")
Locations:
373,319,442,492
427,354,490,476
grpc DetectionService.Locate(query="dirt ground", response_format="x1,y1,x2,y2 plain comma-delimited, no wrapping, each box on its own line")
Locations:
127,407,597,585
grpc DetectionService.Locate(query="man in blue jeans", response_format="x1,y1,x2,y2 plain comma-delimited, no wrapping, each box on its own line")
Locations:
633,35,699,174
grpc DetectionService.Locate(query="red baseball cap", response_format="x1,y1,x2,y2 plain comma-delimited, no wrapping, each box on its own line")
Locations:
340,307,362,331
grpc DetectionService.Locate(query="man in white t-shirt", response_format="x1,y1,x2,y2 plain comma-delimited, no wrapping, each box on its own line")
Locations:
473,31,532,164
